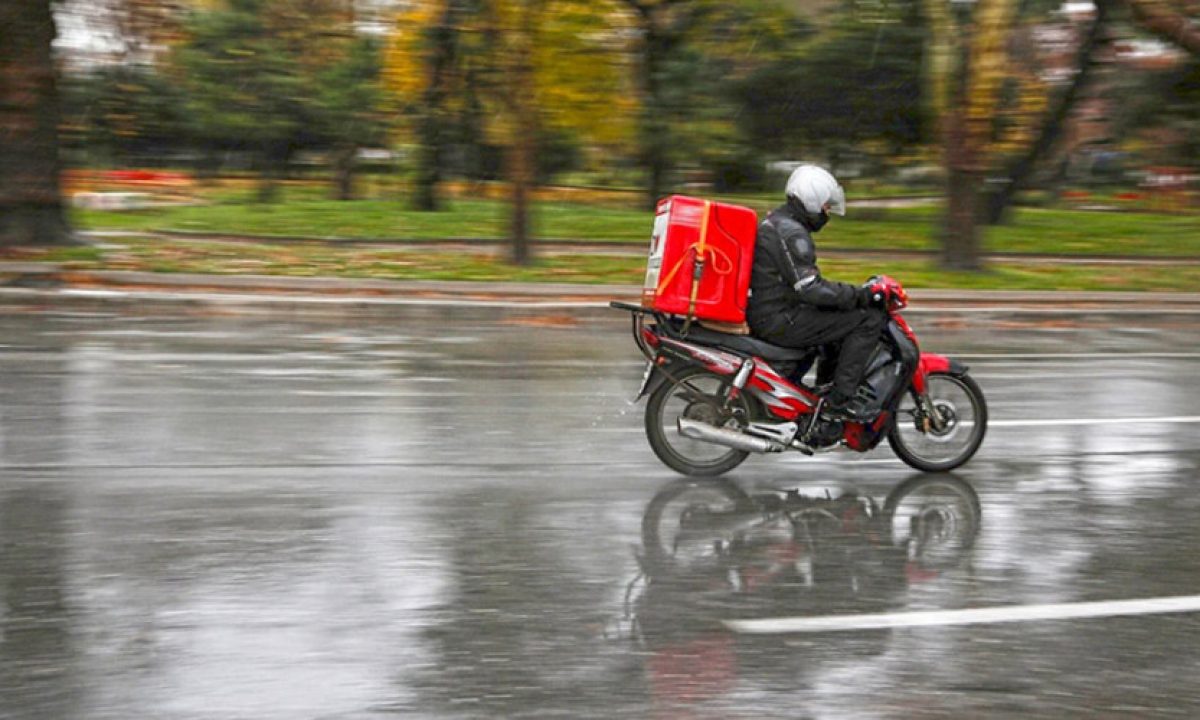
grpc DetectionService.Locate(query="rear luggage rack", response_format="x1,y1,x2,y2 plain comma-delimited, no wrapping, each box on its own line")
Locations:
609,301,669,360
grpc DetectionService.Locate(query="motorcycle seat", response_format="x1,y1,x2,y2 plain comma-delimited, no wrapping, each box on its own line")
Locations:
684,326,817,363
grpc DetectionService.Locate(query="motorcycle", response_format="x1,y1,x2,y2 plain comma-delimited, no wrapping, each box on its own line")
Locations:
610,276,987,477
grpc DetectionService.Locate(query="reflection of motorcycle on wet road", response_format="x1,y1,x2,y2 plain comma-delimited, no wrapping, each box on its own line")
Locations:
613,475,981,705
640,474,980,586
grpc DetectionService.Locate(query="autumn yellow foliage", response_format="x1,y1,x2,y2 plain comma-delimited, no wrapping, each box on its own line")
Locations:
384,0,638,161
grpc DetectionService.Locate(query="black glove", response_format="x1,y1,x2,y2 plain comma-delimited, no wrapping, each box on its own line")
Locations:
861,276,890,308
858,286,886,308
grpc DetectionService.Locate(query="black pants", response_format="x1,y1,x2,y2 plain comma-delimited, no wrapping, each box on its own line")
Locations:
750,306,887,399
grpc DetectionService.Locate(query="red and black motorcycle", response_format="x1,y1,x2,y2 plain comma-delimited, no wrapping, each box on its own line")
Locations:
610,276,987,476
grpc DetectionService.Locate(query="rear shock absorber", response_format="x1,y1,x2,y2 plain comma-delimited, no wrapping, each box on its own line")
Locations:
724,358,755,411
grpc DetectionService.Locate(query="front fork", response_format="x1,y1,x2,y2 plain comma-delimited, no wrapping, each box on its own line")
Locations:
916,393,949,433
912,353,970,433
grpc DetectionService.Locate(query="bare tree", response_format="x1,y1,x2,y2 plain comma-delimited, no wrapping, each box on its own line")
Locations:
984,0,1115,224
1124,0,1200,54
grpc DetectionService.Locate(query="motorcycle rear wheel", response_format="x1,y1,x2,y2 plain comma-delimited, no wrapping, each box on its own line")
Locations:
640,478,755,576
645,366,753,477
888,372,987,472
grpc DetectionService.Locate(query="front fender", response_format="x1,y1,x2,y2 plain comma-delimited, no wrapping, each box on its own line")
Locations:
913,353,969,394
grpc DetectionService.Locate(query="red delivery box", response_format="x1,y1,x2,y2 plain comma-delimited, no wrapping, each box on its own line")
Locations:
642,196,758,324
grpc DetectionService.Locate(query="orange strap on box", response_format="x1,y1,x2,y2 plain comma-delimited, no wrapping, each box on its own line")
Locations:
681,201,712,335
654,201,736,294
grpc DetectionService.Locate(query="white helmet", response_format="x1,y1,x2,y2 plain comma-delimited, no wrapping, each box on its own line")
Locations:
785,164,845,217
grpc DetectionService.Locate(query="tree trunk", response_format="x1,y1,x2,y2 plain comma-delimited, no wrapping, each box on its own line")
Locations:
413,113,442,211
332,145,357,201
508,0,539,266
940,38,982,270
256,160,280,204
637,19,670,211
942,107,985,270
413,1,459,212
509,141,533,265
984,0,1111,224
643,113,668,211
0,0,73,246
938,0,1017,270
255,142,289,204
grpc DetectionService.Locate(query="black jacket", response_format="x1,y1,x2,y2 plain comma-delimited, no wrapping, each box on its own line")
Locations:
746,204,868,328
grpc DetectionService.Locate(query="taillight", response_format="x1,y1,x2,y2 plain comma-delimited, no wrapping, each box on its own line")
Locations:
641,326,660,348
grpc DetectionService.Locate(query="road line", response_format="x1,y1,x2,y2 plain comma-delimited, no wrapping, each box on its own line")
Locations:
973,372,1176,381
990,416,1200,428
592,416,1200,431
724,595,1200,634
955,352,1200,360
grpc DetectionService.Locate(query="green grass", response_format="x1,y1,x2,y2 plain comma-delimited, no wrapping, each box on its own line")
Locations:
74,196,652,243
985,208,1200,257
72,187,1200,258
815,258,1200,292
63,185,1200,291
14,234,1199,292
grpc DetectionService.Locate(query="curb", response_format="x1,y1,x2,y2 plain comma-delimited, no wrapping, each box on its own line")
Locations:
3,268,1200,324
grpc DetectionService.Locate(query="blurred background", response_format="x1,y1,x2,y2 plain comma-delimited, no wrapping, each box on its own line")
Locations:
4,5,1200,717
0,0,1197,288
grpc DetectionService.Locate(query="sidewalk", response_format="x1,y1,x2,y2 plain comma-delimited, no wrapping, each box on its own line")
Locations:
3,264,1200,324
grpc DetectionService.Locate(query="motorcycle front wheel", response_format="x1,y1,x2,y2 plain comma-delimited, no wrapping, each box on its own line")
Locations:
645,365,753,477
888,372,987,472
883,475,981,571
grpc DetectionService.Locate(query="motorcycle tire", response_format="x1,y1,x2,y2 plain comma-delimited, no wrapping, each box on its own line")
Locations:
644,365,753,477
640,478,755,576
882,474,981,571
888,372,988,473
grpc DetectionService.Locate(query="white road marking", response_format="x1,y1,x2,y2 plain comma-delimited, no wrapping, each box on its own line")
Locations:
724,594,1200,634
990,416,1200,428
955,352,1200,360
905,307,1200,315
590,416,1200,432
974,372,1178,380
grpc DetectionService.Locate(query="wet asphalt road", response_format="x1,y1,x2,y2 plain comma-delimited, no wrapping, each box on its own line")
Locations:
2,308,1200,719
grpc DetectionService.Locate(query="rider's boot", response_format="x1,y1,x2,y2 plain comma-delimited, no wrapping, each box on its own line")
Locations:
820,388,873,422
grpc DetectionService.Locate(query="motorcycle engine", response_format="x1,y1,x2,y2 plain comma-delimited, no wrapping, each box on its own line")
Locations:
806,417,844,448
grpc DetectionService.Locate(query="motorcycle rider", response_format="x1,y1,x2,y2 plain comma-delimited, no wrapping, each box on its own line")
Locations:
746,165,886,420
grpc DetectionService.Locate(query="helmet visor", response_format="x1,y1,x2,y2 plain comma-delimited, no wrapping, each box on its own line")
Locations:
827,184,846,216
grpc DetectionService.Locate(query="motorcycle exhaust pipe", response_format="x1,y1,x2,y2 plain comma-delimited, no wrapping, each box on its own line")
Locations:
677,418,784,453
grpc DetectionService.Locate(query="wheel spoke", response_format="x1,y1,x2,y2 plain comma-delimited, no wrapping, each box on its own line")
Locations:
674,380,723,410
